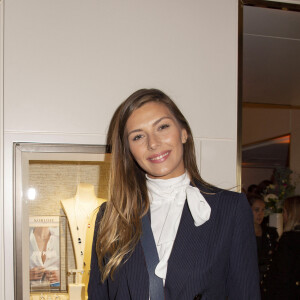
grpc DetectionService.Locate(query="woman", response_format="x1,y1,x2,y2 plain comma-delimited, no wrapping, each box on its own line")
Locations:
247,195,278,290
88,88,260,299
263,196,300,299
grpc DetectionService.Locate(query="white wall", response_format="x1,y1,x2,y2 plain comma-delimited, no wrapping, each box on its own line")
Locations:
0,1,4,299
2,0,240,298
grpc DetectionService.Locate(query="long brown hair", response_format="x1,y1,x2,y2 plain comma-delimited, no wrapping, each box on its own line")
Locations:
96,88,209,281
283,195,300,232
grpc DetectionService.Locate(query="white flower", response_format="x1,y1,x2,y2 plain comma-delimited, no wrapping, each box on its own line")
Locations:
264,194,278,202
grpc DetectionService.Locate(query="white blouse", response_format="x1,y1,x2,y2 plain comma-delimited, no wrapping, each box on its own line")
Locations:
146,171,211,284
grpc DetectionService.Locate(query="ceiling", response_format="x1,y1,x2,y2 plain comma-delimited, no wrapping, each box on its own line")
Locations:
242,5,300,106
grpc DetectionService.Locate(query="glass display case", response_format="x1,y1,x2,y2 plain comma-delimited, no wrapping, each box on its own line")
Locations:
14,143,110,300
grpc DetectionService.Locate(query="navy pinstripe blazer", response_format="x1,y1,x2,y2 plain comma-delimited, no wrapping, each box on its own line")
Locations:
88,183,261,299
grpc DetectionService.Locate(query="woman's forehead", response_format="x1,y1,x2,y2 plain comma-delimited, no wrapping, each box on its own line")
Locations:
253,200,265,206
126,102,175,129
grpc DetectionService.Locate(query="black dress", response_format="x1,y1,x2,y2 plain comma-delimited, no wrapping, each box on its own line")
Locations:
256,225,278,285
262,225,300,299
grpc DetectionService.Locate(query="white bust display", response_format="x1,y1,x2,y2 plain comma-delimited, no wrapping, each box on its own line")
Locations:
61,183,104,280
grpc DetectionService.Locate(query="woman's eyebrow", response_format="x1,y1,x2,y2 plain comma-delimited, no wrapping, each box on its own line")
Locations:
127,116,172,136
153,116,172,126
127,128,142,136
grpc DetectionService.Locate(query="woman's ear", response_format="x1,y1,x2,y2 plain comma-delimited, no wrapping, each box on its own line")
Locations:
181,129,188,144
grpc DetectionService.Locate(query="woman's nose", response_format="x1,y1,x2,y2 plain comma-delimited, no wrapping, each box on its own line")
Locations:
147,134,160,150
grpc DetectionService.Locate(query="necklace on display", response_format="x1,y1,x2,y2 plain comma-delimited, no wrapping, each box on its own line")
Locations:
73,196,96,258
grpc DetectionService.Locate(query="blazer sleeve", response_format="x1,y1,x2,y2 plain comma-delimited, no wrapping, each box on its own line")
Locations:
88,204,110,300
226,193,261,299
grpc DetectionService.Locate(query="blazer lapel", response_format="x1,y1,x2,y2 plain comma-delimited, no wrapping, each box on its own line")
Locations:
125,241,149,300
164,190,218,299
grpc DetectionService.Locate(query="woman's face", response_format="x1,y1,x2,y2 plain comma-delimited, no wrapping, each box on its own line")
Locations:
251,200,265,225
126,101,187,180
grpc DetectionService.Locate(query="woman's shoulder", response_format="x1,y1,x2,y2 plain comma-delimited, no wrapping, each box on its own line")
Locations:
193,179,221,193
194,180,248,207
280,229,300,245
282,228,300,237
194,180,243,197
95,202,107,228
206,185,247,203
218,190,250,212
264,225,278,235
99,201,107,212
275,231,300,260
263,225,279,240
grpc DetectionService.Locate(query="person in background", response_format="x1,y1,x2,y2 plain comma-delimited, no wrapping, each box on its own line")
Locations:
263,196,300,300
257,180,272,196
247,195,278,292
247,184,259,196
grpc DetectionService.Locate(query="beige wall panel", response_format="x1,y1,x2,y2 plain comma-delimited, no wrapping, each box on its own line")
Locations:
200,139,237,189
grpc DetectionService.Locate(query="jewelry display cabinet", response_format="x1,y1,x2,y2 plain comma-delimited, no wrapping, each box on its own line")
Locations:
14,143,110,300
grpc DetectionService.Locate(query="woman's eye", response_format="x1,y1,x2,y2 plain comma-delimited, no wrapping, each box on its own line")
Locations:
132,134,143,141
158,124,170,130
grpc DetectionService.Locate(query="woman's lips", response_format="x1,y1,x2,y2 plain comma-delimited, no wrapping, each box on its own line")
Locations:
147,151,170,163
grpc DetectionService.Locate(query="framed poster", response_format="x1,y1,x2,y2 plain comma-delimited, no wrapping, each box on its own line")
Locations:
29,216,61,291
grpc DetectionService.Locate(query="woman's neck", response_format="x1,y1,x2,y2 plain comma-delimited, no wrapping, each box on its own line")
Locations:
254,223,262,237
146,170,187,183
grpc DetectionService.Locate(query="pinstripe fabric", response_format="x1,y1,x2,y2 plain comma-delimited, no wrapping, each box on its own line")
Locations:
88,183,261,300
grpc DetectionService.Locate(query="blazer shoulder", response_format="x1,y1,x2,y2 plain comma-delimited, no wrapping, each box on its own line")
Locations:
204,185,246,200
218,189,247,200
194,181,249,213
193,179,222,194
194,179,245,198
215,190,250,216
95,202,107,230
